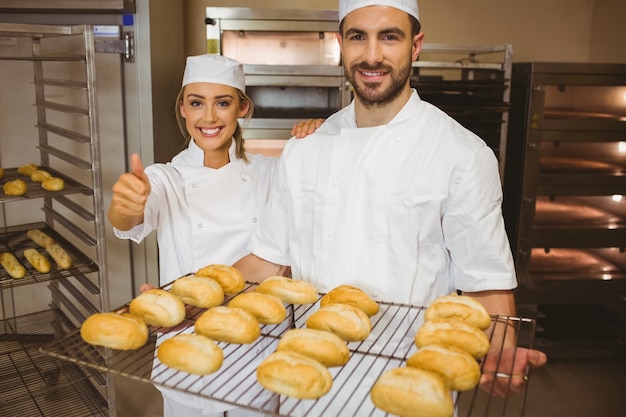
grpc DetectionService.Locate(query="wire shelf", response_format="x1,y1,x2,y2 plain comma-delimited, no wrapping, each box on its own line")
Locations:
0,222,98,289
0,310,108,416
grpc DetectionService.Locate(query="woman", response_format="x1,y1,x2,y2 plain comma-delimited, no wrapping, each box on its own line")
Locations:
108,54,278,417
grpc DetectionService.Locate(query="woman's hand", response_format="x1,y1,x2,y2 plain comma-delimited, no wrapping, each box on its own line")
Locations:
108,154,151,230
291,118,324,138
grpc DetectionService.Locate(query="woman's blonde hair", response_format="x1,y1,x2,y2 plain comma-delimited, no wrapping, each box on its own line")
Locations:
175,86,255,163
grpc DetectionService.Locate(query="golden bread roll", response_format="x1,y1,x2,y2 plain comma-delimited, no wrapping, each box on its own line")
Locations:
195,306,260,344
17,163,38,176
277,328,350,367
45,242,72,269
24,248,51,273
30,169,52,183
195,264,245,294
129,289,186,328
406,344,481,391
370,367,454,417
27,228,55,248
3,179,27,196
415,318,490,359
0,252,26,279
255,275,318,304
157,333,223,375
228,292,287,324
80,312,148,350
41,177,65,191
256,351,333,399
320,285,379,316
306,303,372,342
425,293,492,330
170,275,224,308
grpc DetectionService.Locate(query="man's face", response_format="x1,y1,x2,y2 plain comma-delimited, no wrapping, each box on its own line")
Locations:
338,6,423,108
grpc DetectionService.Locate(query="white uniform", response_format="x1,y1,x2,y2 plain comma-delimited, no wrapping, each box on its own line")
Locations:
250,90,517,308
115,138,277,416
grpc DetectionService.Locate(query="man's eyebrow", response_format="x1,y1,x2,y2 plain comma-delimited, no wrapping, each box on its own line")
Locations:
344,26,407,38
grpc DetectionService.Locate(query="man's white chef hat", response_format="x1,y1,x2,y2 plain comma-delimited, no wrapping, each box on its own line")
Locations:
339,0,420,22
182,54,246,92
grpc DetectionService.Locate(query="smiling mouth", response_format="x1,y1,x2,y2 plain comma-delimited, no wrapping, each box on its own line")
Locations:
361,70,386,77
200,127,221,135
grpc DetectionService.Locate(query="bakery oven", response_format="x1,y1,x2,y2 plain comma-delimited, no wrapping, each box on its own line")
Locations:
205,7,350,156
503,63,626,318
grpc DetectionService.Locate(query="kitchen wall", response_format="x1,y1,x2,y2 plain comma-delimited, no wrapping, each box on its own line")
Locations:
184,0,626,63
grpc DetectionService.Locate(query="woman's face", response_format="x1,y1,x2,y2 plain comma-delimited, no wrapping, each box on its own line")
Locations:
180,82,249,166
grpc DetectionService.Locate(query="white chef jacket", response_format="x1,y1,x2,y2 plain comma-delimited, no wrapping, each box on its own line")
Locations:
115,138,277,415
249,90,517,309
115,138,276,284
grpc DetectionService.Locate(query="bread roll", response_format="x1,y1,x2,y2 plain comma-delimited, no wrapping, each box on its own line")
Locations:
277,328,350,367
195,264,245,294
27,229,55,248
256,351,333,399
0,252,26,279
157,333,223,375
80,312,148,350
170,275,224,308
41,177,65,191
45,243,72,269
195,306,260,344
129,289,186,328
255,276,318,305
24,248,51,273
406,344,481,391
425,294,492,330
370,367,454,417
228,292,287,324
415,318,490,359
3,179,27,196
306,303,371,342
17,163,38,176
320,285,379,316
30,169,52,182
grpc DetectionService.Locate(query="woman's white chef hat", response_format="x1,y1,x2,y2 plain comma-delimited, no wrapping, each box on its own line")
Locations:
339,0,419,22
182,54,246,92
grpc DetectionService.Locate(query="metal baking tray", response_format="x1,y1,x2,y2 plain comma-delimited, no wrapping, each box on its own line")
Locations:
0,222,98,289
40,281,537,417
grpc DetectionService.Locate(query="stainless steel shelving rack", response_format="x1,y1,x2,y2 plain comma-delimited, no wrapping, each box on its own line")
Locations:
503,63,626,332
0,23,112,416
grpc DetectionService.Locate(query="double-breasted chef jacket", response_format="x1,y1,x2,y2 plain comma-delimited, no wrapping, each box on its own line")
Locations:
249,89,517,309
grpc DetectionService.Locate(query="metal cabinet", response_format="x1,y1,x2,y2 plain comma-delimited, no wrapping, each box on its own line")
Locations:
205,7,350,148
0,23,113,416
503,62,626,321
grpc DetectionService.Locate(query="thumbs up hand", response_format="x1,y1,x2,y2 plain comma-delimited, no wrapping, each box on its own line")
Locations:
109,154,152,230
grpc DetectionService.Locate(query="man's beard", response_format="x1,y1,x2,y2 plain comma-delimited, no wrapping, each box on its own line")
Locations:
347,58,412,108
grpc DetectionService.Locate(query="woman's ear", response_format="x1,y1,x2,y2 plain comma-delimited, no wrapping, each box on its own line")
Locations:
238,100,250,118
179,103,187,118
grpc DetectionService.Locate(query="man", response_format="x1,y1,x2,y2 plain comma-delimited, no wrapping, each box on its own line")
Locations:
234,0,546,398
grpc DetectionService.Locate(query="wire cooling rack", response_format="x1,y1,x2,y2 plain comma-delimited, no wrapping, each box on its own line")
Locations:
40,281,537,417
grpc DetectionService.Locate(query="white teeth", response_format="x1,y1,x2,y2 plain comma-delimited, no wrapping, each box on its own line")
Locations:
363,71,383,77
200,127,220,135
